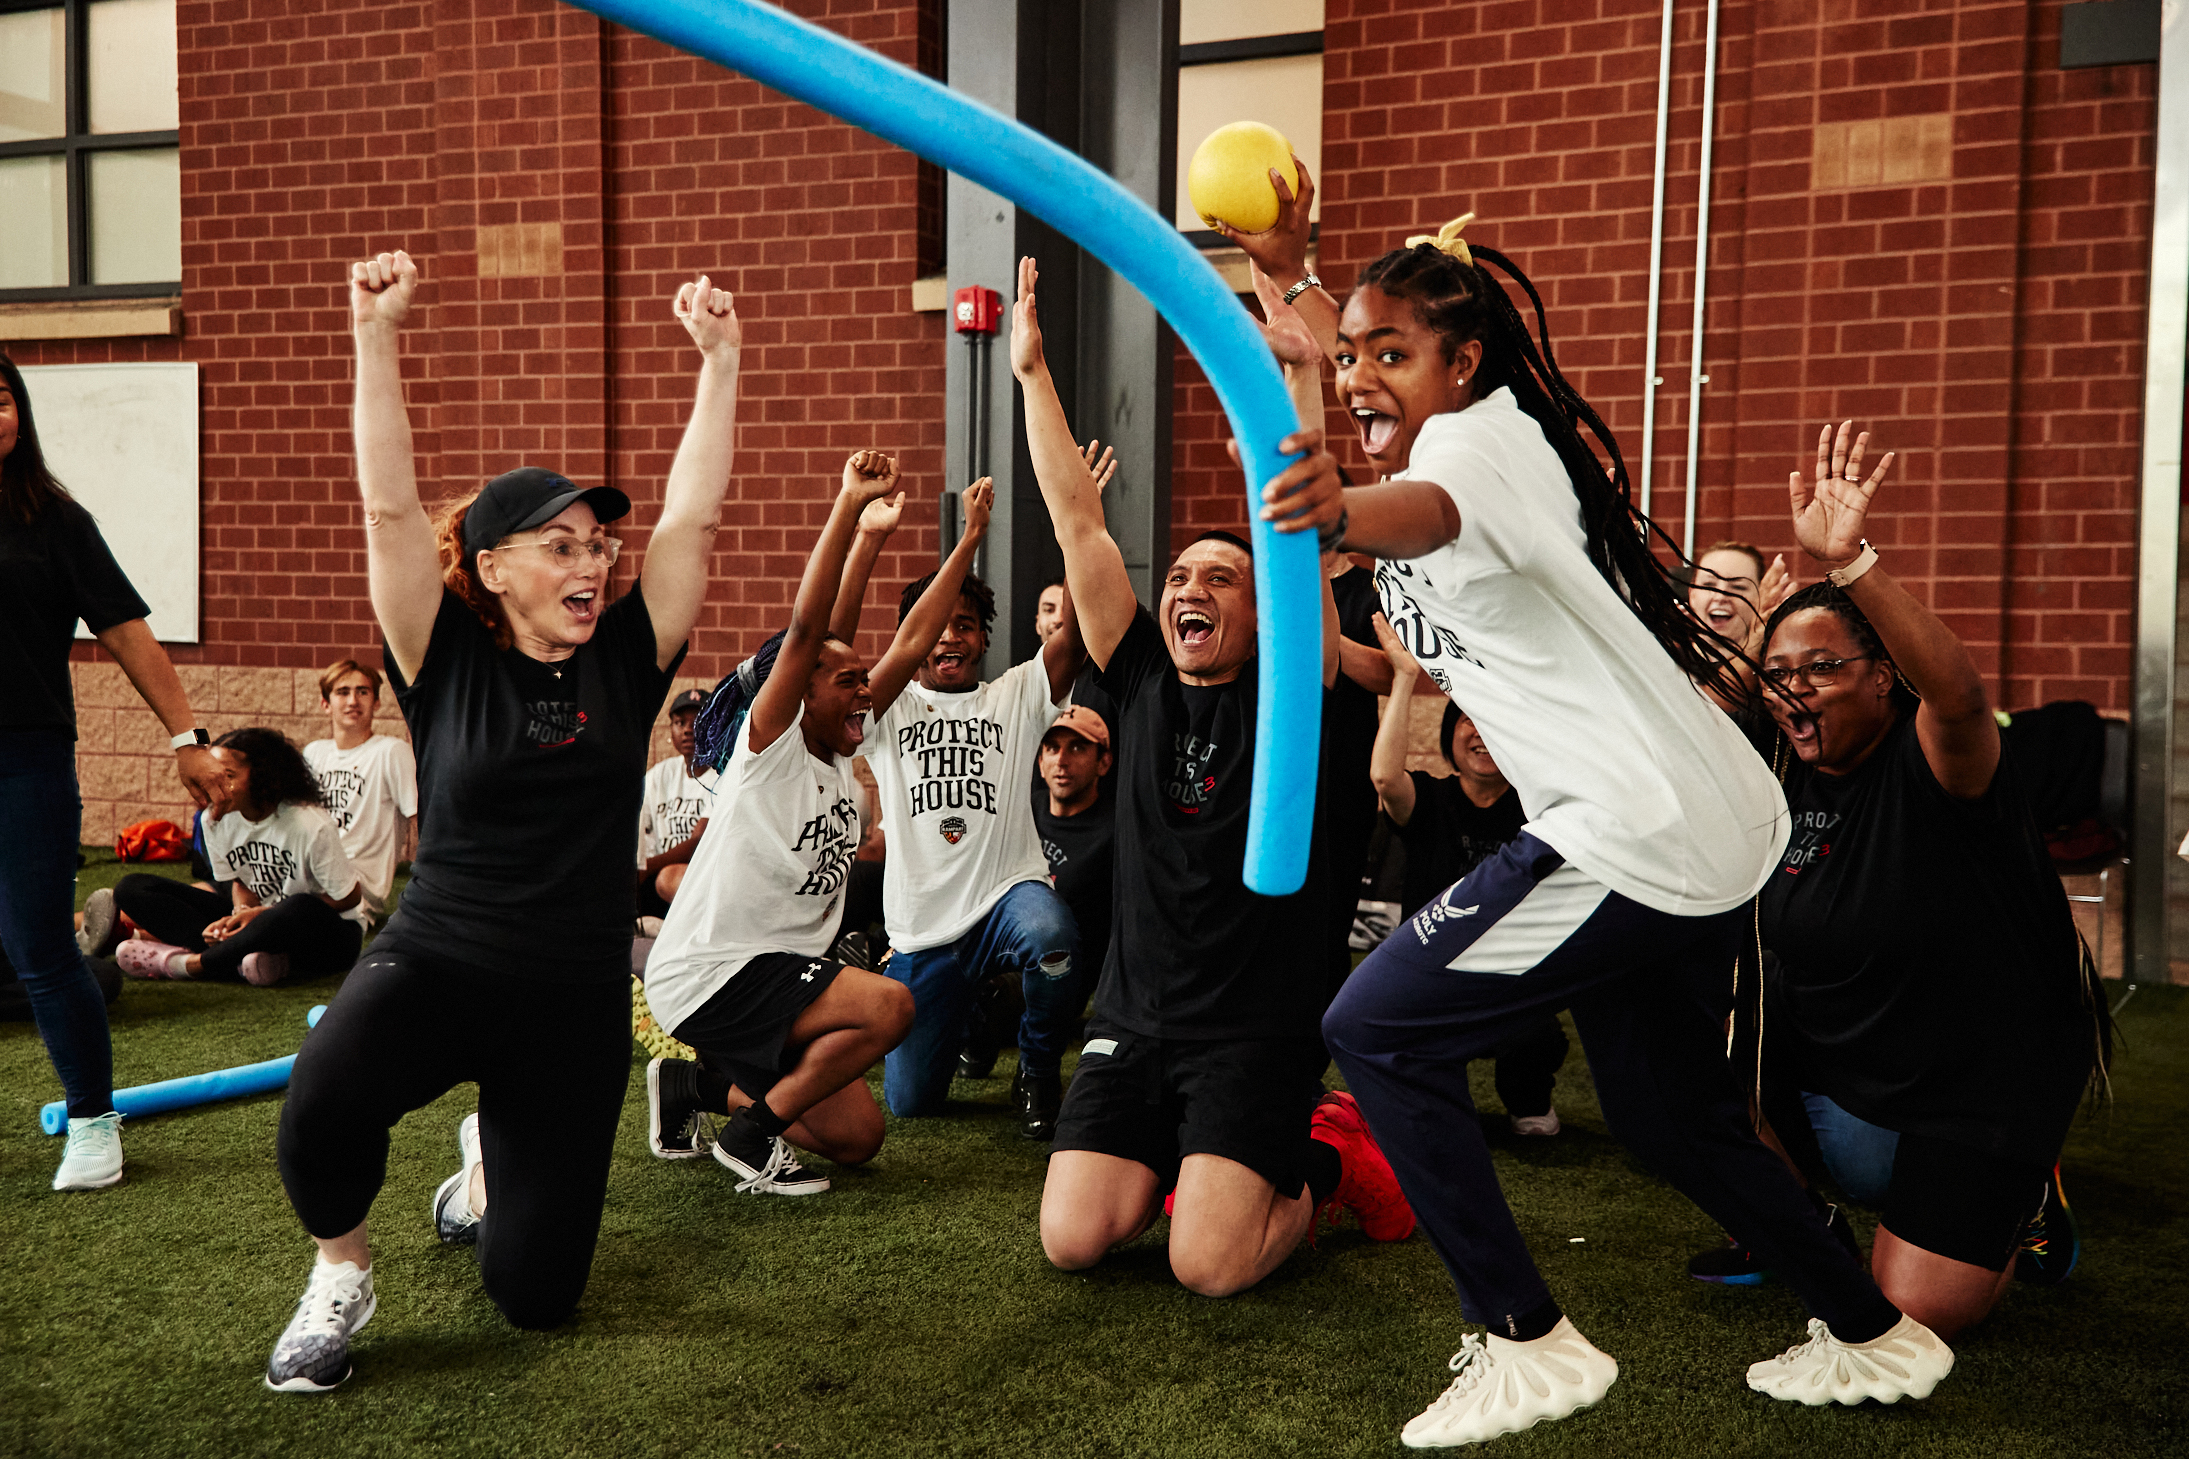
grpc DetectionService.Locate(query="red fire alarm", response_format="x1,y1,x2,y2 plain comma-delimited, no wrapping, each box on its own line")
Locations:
953,285,1002,335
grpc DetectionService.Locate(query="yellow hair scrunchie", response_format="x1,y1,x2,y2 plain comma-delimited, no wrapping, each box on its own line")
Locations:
1405,213,1477,269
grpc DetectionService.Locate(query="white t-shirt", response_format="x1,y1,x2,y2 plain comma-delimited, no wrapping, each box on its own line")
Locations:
1376,390,1789,916
857,656,1061,952
204,801,368,930
637,754,711,866
303,735,417,924
643,721,865,1036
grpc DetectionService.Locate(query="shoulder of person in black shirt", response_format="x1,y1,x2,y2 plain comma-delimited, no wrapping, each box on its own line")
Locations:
1,495,151,735
1394,772,1526,916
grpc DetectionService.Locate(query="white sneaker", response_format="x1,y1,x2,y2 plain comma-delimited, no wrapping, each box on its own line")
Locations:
1511,1110,1562,1137
1746,1314,1953,1406
1400,1317,1617,1448
265,1258,376,1393
52,1111,125,1191
432,1112,484,1245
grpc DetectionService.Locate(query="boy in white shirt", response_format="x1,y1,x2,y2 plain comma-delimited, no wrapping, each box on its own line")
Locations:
303,659,417,926
637,688,712,919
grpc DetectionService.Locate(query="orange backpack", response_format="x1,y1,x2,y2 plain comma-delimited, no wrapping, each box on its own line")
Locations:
115,819,191,863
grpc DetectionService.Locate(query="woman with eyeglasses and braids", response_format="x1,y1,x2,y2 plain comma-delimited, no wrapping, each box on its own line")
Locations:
1751,422,2107,1340
263,252,740,1394
1227,175,1945,1444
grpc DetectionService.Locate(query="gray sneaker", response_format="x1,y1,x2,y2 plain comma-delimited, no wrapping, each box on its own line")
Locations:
76,888,123,958
265,1259,375,1393
52,1111,125,1191
432,1112,483,1245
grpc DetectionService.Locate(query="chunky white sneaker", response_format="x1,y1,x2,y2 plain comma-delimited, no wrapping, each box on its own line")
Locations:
52,1111,125,1191
431,1112,484,1245
1400,1318,1617,1448
265,1258,375,1393
1746,1314,1953,1406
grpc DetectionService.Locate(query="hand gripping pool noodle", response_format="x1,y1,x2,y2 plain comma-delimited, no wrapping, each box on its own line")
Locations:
40,1003,328,1134
561,0,1321,896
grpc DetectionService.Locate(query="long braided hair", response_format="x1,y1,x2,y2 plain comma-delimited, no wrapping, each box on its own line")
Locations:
1355,236,1746,703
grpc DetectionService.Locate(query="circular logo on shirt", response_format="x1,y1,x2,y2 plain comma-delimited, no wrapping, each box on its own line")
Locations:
939,815,967,845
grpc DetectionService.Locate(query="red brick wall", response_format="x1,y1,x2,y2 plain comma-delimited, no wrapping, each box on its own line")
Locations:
15,0,942,840
1173,0,2157,713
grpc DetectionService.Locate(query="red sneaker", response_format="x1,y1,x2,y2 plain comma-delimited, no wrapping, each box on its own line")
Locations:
1311,1090,1415,1241
1162,1189,1176,1218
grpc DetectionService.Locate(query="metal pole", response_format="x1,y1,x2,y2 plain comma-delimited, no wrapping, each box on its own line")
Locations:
1640,0,1675,523
2128,0,2189,984
1680,0,1722,559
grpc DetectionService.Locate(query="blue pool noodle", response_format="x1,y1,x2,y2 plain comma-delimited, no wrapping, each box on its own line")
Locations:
560,0,1321,896
40,1003,326,1135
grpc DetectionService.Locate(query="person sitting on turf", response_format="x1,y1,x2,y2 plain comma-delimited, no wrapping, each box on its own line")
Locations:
112,728,365,985
842,524,1089,1137
1026,704,1116,1138
1368,614,1566,1137
1012,254,1413,1298
303,659,417,929
1753,422,2110,1339
636,687,711,925
641,455,991,1191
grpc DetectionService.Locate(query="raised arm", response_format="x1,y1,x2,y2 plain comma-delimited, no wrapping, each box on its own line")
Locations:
747,451,900,753
642,277,744,670
1011,255,1139,669
868,478,993,716
1368,612,1425,825
349,252,441,682
1217,158,1340,367
1789,421,1998,798
829,489,906,643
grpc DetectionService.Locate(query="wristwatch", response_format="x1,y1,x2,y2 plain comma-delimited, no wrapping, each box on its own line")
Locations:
1281,274,1322,306
170,728,210,750
1824,540,1879,589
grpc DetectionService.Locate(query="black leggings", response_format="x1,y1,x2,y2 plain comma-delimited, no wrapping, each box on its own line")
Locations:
113,874,361,981
276,945,630,1330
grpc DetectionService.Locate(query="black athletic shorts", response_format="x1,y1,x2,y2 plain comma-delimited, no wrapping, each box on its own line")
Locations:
1050,1019,1326,1195
1881,1132,2051,1271
636,873,672,921
670,951,844,1100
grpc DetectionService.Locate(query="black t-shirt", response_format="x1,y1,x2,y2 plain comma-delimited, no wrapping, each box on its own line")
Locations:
1,497,151,737
1033,781,1115,977
1394,774,1526,917
1322,565,1385,967
1760,715,2093,1167
1090,608,1342,1040
384,586,683,980
1066,660,1119,745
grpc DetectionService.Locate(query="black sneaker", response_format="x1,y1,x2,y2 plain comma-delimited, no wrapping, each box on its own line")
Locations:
1689,1199,1860,1285
1014,1065,1061,1141
712,1111,830,1196
2015,1165,2080,1285
647,1057,714,1159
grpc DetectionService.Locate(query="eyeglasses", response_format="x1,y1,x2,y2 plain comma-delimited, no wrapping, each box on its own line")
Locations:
495,537,622,567
1759,654,1872,689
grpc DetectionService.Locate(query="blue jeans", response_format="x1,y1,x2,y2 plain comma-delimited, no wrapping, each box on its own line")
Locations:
0,731,114,1118
1802,1091,1900,1206
882,880,1079,1116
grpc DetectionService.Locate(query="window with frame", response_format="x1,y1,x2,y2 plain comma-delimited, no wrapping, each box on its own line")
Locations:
1173,0,1323,247
0,0,180,299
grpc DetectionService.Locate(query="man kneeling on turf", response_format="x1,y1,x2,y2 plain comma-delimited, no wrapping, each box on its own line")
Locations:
1011,256,1412,1295
639,450,983,1193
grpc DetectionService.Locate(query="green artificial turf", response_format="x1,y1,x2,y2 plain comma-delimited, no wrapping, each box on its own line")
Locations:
2,853,2183,1457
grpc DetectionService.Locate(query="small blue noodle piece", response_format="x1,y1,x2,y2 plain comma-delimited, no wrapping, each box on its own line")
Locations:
562,0,1321,894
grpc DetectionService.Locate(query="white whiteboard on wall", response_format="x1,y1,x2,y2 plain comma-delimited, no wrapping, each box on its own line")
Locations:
22,362,200,644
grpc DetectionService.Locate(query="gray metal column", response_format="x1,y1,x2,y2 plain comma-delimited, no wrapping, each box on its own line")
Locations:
1079,0,1178,609
2129,1,2189,983
945,0,1176,672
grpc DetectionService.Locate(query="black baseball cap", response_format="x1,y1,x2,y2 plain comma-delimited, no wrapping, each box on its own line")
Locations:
462,466,631,557
668,688,706,715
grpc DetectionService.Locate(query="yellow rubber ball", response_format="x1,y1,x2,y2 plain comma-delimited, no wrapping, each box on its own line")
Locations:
1187,122,1298,234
